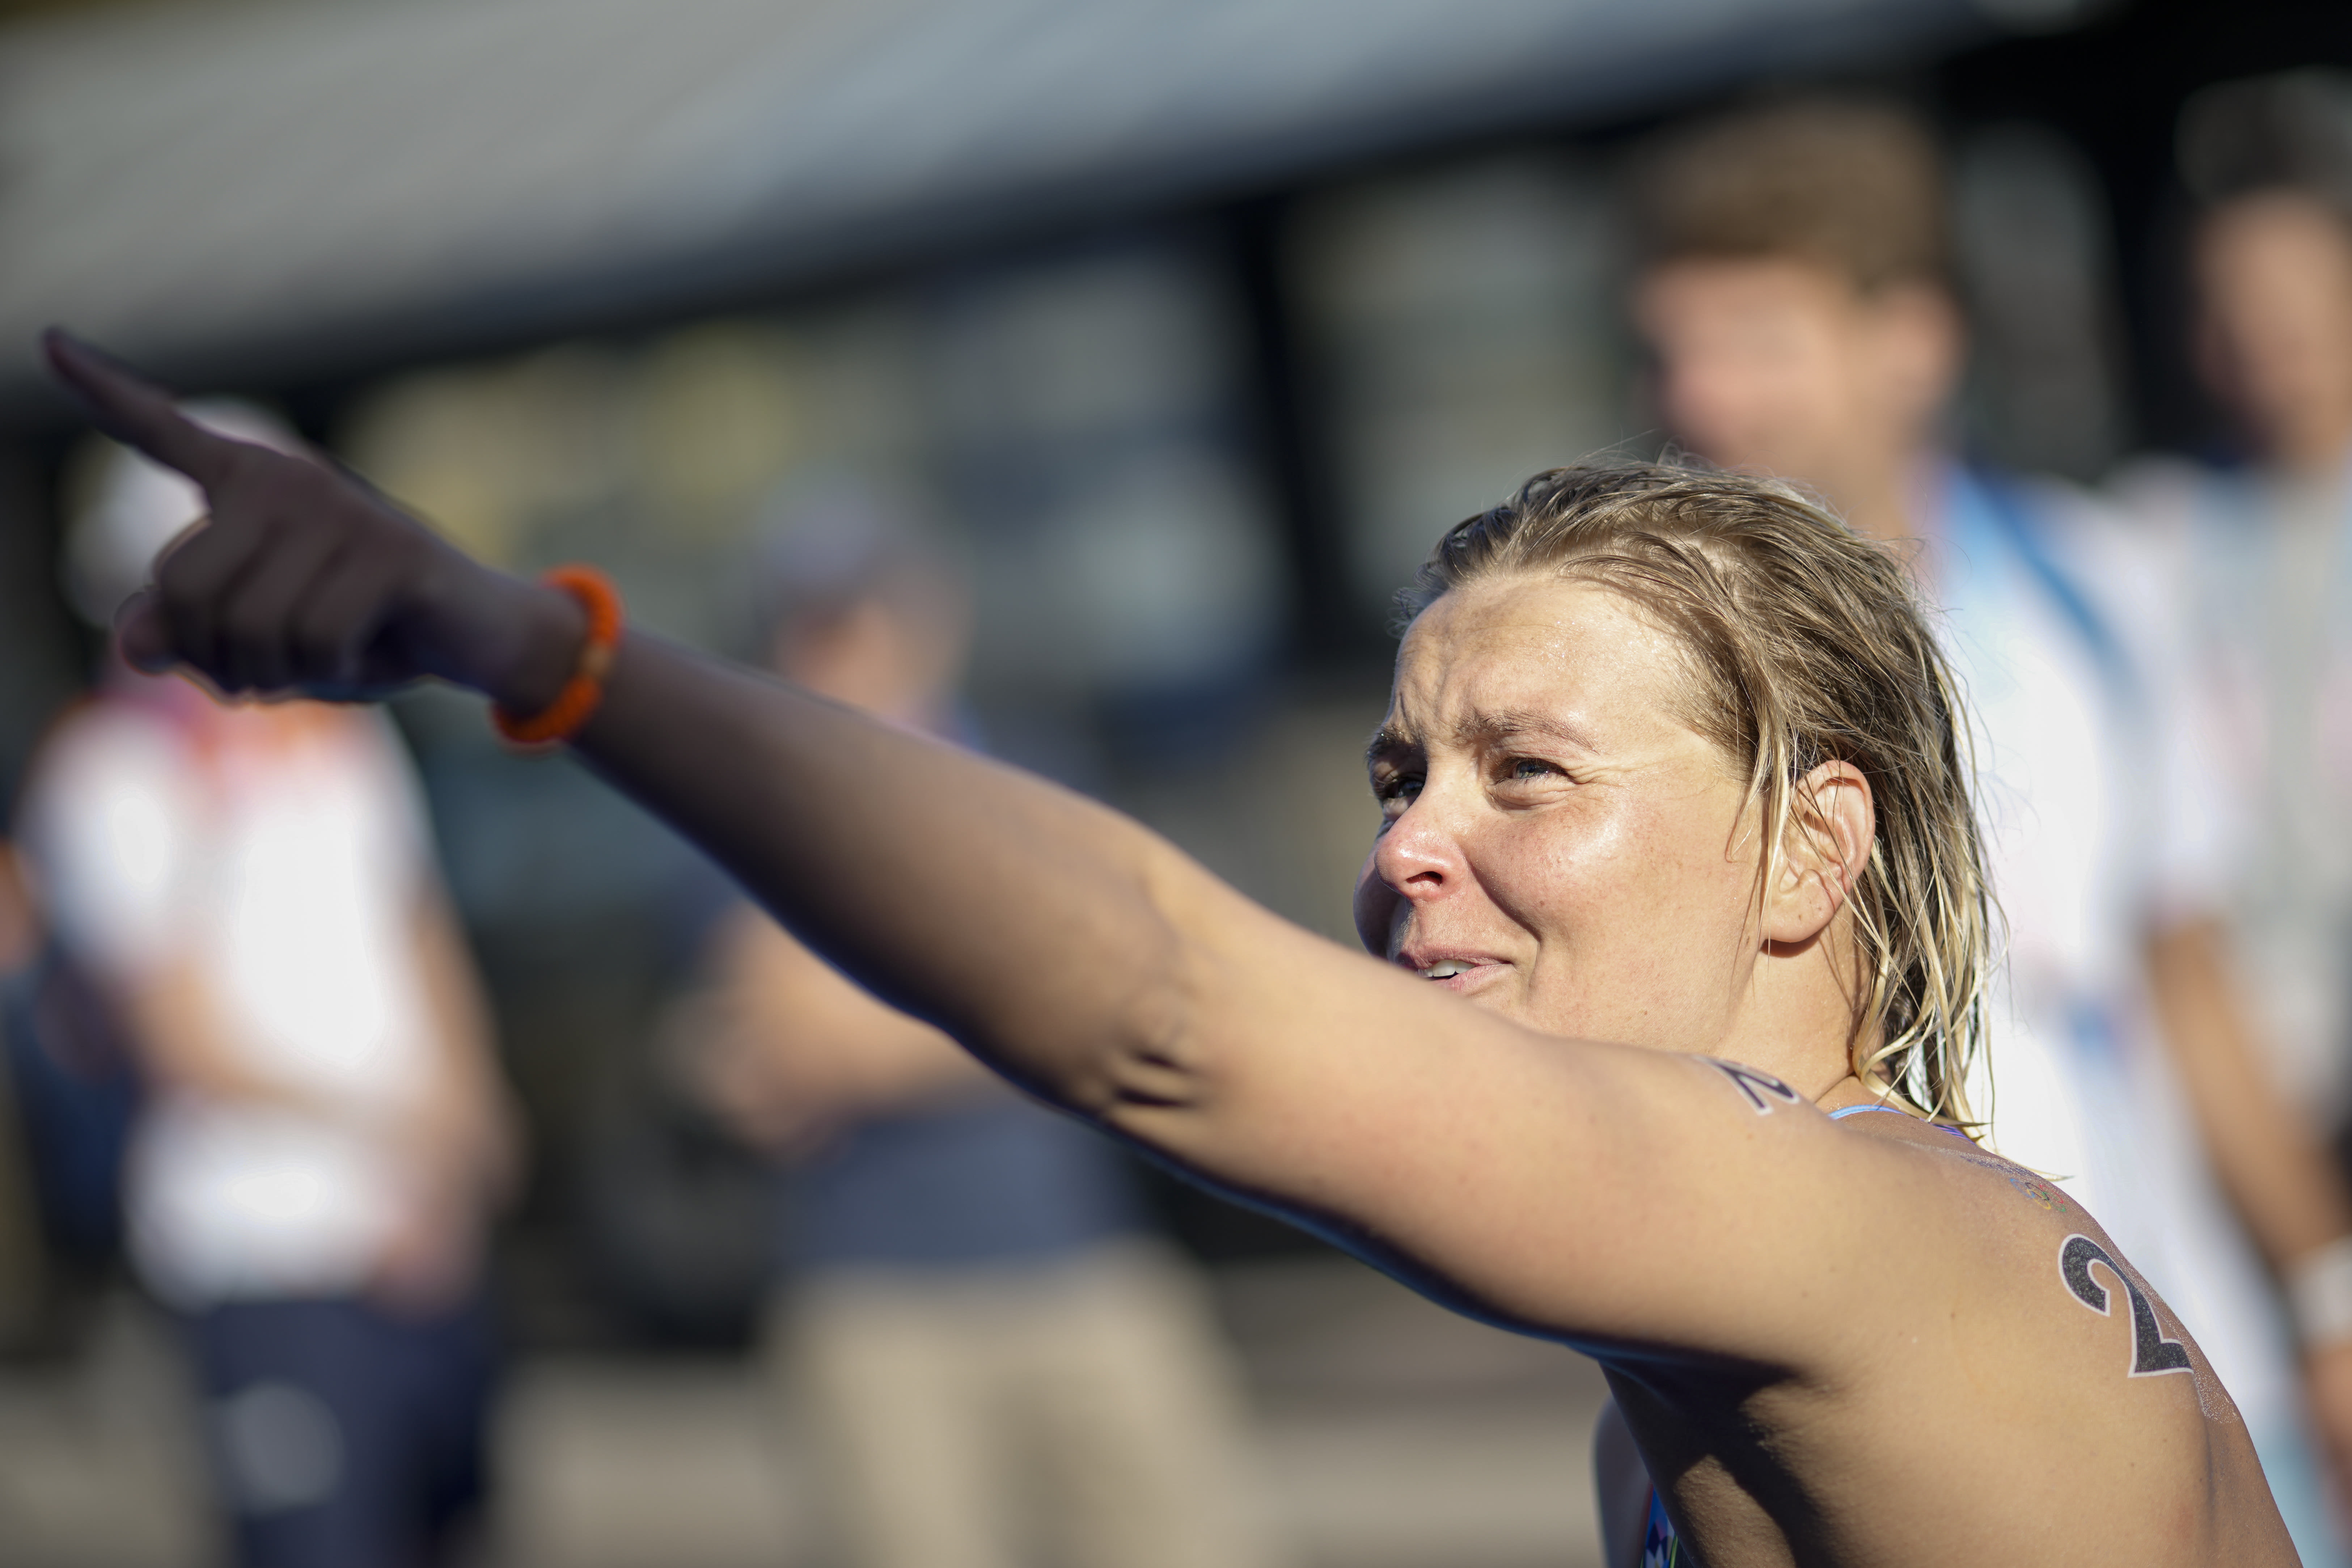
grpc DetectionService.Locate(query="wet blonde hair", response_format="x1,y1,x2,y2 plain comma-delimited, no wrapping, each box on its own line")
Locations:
1404,461,1989,1127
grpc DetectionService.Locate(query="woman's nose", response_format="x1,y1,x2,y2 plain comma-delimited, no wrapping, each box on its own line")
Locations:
1373,795,1464,900
1352,796,1463,954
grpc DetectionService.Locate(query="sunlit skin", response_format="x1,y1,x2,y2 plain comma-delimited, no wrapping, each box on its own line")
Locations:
1635,258,1960,545
2196,192,2352,477
1353,575,1879,1104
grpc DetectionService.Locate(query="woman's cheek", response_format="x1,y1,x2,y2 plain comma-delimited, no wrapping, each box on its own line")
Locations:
1489,831,1607,947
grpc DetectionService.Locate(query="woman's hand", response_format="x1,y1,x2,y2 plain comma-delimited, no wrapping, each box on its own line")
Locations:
43,329,581,711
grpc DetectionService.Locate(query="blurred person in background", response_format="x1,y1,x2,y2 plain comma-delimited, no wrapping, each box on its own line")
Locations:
0,840,48,1339
1623,97,2352,1564
2119,71,2352,1487
12,408,516,1568
0,819,142,1338
681,481,1282,1568
0,843,33,978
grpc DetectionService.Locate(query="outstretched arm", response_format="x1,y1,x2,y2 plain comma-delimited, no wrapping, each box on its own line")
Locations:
41,332,1930,1367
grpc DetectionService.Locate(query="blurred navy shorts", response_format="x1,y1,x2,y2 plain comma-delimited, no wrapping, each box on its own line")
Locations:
179,1294,497,1568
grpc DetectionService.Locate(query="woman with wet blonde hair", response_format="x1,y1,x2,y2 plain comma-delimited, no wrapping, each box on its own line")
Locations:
1398,463,1992,1130
46,331,2296,1566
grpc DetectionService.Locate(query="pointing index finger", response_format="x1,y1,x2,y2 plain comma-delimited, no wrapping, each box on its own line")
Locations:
42,329,241,486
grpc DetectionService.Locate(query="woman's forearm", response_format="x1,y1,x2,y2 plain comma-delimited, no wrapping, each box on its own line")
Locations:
572,630,1201,1118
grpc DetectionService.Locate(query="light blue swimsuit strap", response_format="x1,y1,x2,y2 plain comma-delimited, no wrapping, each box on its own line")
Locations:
1829,1103,1975,1142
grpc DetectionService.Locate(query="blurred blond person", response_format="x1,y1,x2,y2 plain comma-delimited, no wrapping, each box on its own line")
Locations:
15,410,515,1568
682,482,1282,1568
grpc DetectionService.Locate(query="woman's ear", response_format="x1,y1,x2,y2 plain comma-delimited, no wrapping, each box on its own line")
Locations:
1762,760,1874,946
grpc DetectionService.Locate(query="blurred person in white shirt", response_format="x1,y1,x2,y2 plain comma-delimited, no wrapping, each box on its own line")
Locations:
2116,62,2352,1526
1611,97,2352,1567
14,407,516,1568
2119,76,2352,1131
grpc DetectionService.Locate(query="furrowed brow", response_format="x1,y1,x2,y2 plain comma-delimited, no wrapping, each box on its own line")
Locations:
1453,709,1600,753
1365,725,1416,770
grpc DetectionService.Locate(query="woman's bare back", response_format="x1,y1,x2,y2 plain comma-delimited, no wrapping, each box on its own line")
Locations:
1597,1110,2293,1567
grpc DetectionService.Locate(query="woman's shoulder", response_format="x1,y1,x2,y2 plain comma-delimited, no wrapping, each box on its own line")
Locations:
1822,1108,2142,1315
1837,1111,2097,1234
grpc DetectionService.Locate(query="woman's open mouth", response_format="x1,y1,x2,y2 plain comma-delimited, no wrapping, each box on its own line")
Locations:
1396,953,1505,992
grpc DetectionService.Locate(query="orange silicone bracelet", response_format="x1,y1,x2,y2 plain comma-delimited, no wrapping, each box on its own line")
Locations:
492,565,625,748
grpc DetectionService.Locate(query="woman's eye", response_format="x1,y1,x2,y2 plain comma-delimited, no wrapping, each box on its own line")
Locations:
1494,757,1573,792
